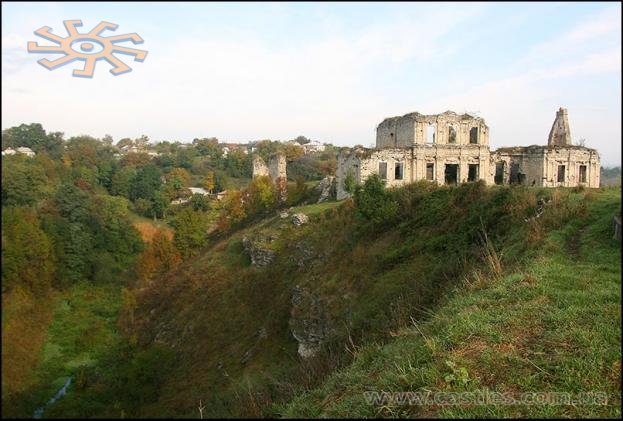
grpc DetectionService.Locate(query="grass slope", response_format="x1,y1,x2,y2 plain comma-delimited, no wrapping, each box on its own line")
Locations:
110,184,619,418
281,188,621,418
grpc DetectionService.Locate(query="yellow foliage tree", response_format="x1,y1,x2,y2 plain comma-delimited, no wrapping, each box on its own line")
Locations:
203,171,215,194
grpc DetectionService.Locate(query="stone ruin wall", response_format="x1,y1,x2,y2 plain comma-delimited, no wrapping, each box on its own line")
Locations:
337,108,600,197
252,152,288,202
376,111,490,149
253,155,269,178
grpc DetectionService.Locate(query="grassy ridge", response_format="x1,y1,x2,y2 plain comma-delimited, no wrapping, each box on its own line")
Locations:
280,188,621,418
94,183,620,418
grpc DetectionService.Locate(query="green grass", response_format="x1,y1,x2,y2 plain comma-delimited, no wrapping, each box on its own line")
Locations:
5,282,123,418
290,200,342,217
279,187,621,418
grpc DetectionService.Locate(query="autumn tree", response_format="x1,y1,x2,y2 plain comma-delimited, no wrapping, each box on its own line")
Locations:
170,208,209,256
136,230,181,284
217,189,246,231
1,207,55,296
244,175,276,215
202,171,215,194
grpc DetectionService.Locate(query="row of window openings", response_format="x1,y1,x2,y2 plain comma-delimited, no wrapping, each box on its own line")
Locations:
494,164,588,184
378,162,480,183
558,164,587,183
390,126,478,144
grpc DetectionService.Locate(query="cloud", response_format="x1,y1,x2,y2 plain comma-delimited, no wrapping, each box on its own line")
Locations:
1,3,620,165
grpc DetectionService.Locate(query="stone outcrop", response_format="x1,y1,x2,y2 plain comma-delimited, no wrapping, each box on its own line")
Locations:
290,286,330,358
315,175,335,203
242,235,276,266
292,213,309,226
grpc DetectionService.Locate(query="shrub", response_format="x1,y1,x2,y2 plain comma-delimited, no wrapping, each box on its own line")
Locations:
353,174,398,227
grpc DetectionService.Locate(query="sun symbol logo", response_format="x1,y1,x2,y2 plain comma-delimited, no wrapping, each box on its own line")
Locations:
27,20,148,78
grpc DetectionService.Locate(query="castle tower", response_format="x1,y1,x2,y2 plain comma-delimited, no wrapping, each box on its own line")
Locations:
547,107,572,146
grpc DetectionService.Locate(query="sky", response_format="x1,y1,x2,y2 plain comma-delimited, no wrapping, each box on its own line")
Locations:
2,2,621,166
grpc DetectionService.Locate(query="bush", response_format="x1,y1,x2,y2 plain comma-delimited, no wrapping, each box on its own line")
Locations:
353,174,398,227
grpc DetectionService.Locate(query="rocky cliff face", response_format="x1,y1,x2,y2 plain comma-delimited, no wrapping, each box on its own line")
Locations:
315,176,336,203
289,285,330,358
242,235,276,266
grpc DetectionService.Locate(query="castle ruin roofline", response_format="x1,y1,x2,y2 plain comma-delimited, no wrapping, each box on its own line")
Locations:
377,110,486,129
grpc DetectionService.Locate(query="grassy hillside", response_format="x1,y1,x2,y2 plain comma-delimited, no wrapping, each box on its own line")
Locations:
282,187,621,418
39,183,621,418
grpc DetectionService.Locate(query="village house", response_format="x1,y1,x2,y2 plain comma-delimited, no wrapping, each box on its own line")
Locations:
2,147,36,157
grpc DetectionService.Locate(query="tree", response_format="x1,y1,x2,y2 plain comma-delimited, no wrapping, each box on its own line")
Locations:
224,149,251,178
167,167,191,188
65,135,101,168
111,166,137,198
344,170,356,194
353,174,398,226
102,134,114,146
136,230,181,284
217,190,246,231
1,207,55,296
2,123,46,151
284,143,304,161
170,208,209,256
244,175,276,216
193,137,221,160
117,138,134,149
190,194,211,211
151,188,170,219
202,171,215,194
1,155,49,206
134,135,150,149
293,135,311,145
131,164,162,202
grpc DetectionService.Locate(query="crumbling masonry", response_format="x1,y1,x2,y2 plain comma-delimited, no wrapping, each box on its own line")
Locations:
253,152,287,202
337,108,600,199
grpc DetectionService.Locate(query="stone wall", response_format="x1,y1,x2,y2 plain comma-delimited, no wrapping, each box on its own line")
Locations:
376,111,489,149
493,145,600,188
268,152,286,181
548,107,572,146
252,155,269,178
337,108,600,196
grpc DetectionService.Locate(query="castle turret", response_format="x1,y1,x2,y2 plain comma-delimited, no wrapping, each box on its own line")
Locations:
547,107,572,146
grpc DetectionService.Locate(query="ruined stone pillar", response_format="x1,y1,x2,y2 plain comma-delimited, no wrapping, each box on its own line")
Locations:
547,107,572,146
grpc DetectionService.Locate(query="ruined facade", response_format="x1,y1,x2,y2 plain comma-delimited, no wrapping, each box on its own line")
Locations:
337,108,600,199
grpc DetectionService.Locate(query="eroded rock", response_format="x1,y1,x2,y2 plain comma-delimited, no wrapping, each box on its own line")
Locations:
290,285,330,358
292,213,309,226
315,176,335,203
242,236,276,266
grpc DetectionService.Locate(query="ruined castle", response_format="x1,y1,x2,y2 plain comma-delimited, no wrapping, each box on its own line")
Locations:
336,108,600,199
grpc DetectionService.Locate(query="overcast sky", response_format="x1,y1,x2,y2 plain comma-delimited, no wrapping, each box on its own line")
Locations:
2,2,621,166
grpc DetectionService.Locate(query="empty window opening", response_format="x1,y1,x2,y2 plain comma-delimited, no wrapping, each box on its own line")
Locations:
444,164,459,185
448,126,457,144
579,165,587,183
494,162,505,185
469,127,478,144
390,132,395,147
394,162,404,180
426,163,435,181
468,164,479,182
427,123,436,143
509,163,524,184
557,165,565,183
378,162,387,180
